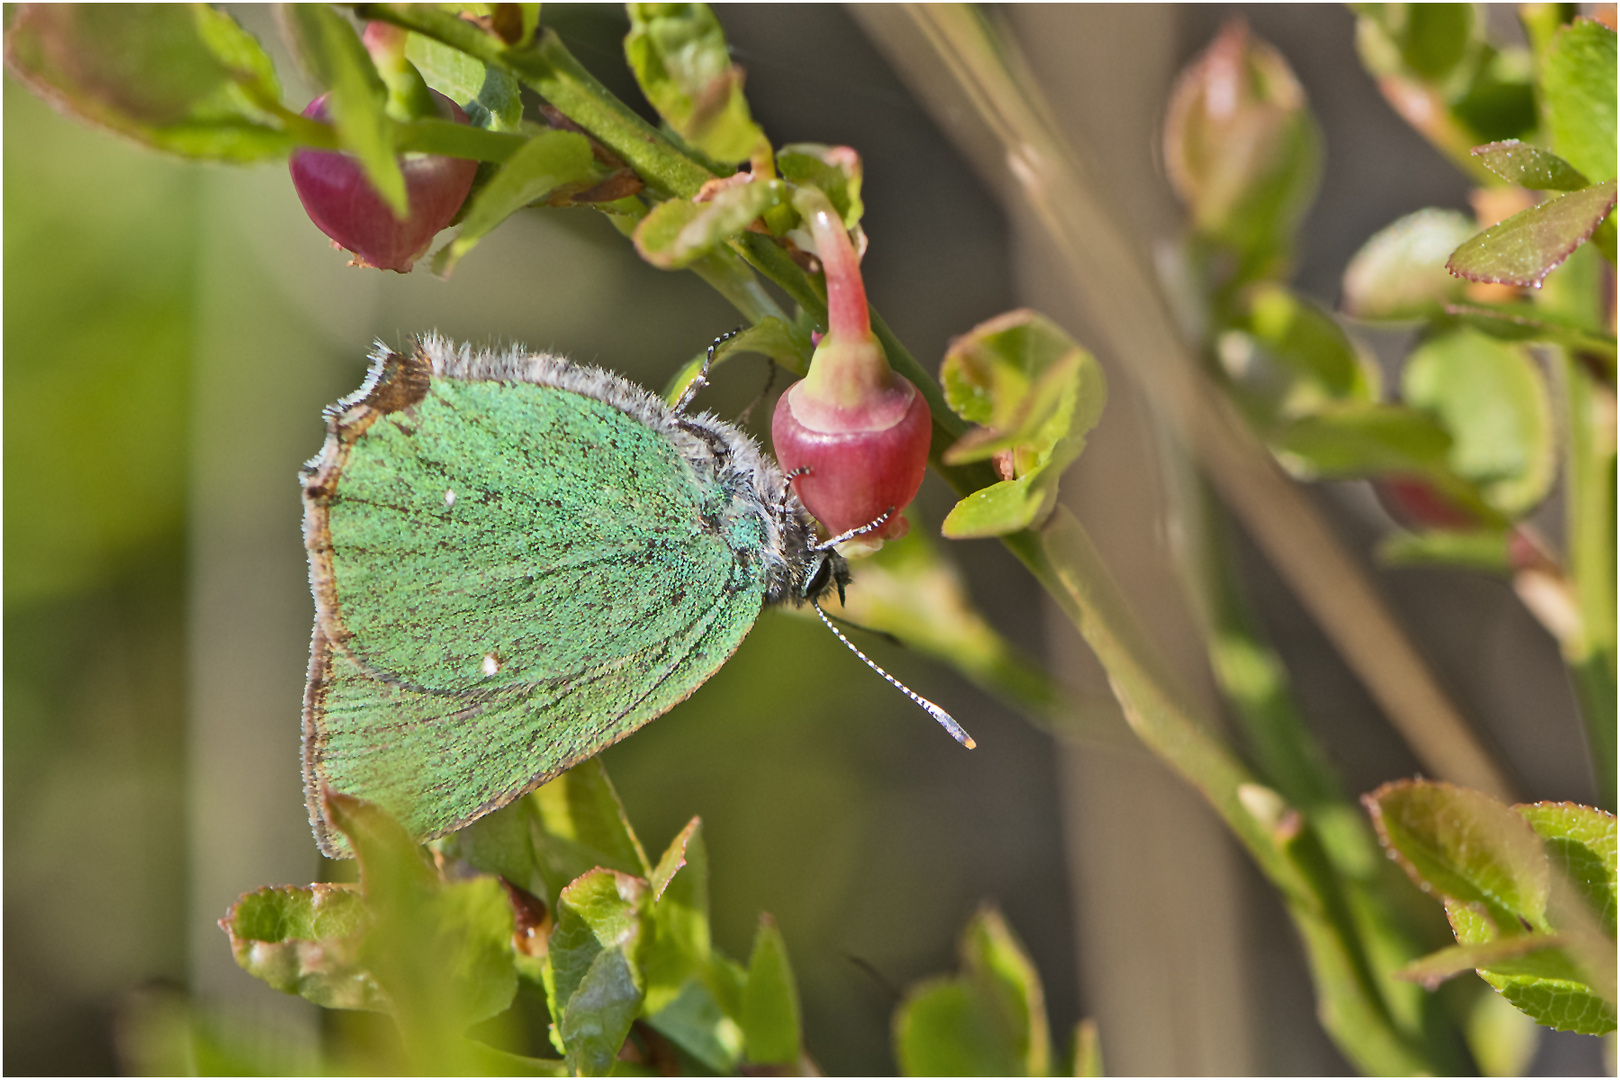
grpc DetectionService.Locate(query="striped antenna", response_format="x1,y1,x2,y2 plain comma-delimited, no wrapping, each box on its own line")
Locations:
813,508,893,551
812,601,976,749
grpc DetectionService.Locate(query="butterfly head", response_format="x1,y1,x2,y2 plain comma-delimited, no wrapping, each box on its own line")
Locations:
801,547,850,606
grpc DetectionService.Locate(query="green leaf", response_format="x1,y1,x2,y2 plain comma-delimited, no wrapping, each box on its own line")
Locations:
544,869,647,1076
1392,3,1477,81
1397,934,1573,988
741,915,802,1066
1483,976,1616,1035
1270,403,1453,477
1446,180,1617,287
535,758,652,880
1470,140,1590,191
1363,780,1551,929
1341,208,1482,320
437,794,550,903
281,5,406,216
1519,802,1617,939
1419,798,1620,1034
328,790,441,894
1542,20,1617,183
634,178,786,269
1377,528,1511,572
1448,901,1617,1034
434,129,596,274
194,5,281,104
422,876,525,1028
405,34,524,131
328,793,519,1040
645,978,742,1073
940,310,1106,459
442,760,651,916
1449,46,1538,144
941,469,1070,540
939,310,1107,538
894,907,1051,1077
2,4,290,161
220,884,386,1011
1402,327,1555,516
778,144,865,228
648,817,699,903
896,979,1023,1076
643,818,709,1012
1224,284,1378,417
1071,1018,1103,1077
623,3,767,166
642,827,744,1079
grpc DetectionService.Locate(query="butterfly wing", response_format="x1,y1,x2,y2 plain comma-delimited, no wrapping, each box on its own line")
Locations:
303,348,768,856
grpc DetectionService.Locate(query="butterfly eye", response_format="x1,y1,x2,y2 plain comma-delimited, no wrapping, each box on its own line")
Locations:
804,554,834,598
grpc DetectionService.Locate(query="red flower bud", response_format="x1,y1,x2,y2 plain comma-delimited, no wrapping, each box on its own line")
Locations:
289,91,477,272
773,374,931,545
772,188,930,549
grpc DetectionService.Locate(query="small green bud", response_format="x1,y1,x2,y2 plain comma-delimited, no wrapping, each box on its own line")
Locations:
1164,20,1322,280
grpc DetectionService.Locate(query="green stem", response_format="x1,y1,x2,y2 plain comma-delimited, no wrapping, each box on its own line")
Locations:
269,100,527,162
1571,652,1618,810
1179,478,1466,1070
1563,352,1618,808
1010,508,1459,1074
690,248,788,328
356,5,715,198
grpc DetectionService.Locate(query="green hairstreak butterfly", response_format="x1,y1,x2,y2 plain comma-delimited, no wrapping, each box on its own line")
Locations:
301,335,970,857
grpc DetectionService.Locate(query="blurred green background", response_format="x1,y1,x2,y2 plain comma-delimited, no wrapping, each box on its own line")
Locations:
4,5,1605,1075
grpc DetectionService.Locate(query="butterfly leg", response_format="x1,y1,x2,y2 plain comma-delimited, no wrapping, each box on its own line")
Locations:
674,327,745,414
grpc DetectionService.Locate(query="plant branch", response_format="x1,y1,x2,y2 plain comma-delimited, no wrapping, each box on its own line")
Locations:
1005,509,1457,1073
1557,350,1618,808
861,3,1516,802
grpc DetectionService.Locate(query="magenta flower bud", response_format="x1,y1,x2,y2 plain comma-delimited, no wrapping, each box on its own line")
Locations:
773,374,931,545
772,189,930,549
289,91,477,272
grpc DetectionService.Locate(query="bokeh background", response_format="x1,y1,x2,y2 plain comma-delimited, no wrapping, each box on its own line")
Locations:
4,5,1607,1075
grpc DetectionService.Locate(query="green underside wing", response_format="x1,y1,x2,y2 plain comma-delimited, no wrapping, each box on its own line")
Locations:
302,336,823,857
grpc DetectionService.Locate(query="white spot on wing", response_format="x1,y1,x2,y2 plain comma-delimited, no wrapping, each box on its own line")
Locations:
482,653,500,677
444,489,456,507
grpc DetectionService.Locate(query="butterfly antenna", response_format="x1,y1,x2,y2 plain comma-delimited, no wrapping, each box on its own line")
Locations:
675,327,744,414
813,508,894,551
812,600,976,749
